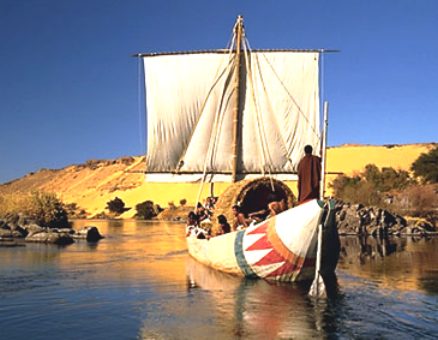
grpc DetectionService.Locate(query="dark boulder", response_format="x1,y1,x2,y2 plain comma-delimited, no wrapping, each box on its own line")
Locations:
73,226,104,242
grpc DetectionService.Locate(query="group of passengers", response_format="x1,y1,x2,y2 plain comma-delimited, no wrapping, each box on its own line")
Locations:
186,198,222,239
231,196,288,230
186,196,286,240
186,144,323,240
185,197,231,239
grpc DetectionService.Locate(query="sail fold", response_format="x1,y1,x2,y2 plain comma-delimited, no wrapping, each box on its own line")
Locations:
143,51,320,181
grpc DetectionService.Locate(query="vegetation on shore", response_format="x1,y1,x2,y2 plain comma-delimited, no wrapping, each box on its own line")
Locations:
331,145,438,224
0,191,69,228
0,144,436,227
411,144,438,183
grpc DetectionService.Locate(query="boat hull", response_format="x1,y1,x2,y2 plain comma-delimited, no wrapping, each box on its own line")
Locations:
187,199,338,282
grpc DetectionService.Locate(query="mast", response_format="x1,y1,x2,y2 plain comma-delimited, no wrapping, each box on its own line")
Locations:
140,18,333,182
320,101,329,199
231,15,244,183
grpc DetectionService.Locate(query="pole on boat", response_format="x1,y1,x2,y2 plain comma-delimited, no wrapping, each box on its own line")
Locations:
231,15,244,183
320,101,329,199
309,101,329,298
210,182,215,198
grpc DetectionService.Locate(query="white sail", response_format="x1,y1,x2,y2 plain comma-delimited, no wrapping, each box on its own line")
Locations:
241,51,320,174
143,51,320,182
143,53,236,175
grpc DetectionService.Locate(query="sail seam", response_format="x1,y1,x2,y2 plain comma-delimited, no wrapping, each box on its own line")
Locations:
242,40,270,175
175,55,235,172
252,50,291,170
261,53,320,138
196,57,235,203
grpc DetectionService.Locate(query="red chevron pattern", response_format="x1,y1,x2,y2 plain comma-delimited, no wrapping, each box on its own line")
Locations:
243,219,310,280
245,234,272,251
254,249,284,266
246,222,269,235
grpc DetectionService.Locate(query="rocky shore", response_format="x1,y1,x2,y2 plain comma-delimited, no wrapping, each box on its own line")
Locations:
154,199,436,237
1,200,435,248
334,201,436,236
0,214,103,247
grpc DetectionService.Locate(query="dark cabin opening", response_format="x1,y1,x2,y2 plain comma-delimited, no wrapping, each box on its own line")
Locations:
239,182,289,216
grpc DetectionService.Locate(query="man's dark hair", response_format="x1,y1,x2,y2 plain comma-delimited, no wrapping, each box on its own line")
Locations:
232,204,240,211
217,214,227,224
304,145,313,155
267,192,278,203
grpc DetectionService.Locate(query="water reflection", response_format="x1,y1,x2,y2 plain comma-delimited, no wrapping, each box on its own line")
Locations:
64,221,438,296
1,220,437,339
142,257,341,339
339,236,438,294
355,235,400,263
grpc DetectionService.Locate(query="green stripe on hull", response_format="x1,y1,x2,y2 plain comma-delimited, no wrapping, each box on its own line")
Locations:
234,231,258,278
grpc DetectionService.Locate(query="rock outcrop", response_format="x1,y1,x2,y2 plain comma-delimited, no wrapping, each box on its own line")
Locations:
0,215,104,245
334,201,436,236
25,231,74,245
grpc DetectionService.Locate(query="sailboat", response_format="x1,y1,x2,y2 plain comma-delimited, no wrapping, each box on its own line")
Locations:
136,16,340,284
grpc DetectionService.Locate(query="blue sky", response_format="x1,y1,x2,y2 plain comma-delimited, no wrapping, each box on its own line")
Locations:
1,0,437,183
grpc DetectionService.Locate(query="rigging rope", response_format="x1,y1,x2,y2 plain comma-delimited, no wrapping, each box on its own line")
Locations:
261,53,320,139
176,55,235,173
195,45,236,207
242,37,276,192
319,52,325,153
242,40,268,176
137,56,146,156
251,44,292,167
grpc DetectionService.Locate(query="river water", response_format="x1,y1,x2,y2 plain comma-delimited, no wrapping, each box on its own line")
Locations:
0,220,437,339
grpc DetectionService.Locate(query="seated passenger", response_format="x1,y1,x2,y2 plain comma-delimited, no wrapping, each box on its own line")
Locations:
195,202,210,223
248,208,269,222
232,205,250,231
204,196,217,210
216,214,231,235
186,225,209,240
193,226,209,239
267,198,289,218
186,211,198,237
187,211,198,225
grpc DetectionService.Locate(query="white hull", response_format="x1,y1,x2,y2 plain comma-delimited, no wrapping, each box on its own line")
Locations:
187,199,337,282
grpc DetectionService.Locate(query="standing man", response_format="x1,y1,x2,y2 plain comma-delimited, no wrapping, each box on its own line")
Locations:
297,145,322,203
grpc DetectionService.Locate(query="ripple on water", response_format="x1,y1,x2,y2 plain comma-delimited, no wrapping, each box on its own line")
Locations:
1,222,438,339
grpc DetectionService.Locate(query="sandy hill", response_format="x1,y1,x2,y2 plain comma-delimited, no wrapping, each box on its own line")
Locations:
0,143,435,218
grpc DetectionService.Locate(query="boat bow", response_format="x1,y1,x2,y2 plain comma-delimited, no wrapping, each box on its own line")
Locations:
187,199,329,282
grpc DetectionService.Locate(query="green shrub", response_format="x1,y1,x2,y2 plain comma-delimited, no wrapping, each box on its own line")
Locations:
411,145,438,183
135,200,162,220
28,192,69,228
64,202,87,219
331,164,413,206
106,197,128,215
363,164,412,192
0,192,69,228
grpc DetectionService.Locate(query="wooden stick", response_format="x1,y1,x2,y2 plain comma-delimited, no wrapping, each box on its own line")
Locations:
231,15,244,182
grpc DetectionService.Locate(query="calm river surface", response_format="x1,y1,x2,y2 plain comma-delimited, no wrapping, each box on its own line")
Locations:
1,220,437,339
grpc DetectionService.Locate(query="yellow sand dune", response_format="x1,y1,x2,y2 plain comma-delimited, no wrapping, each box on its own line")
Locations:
0,143,434,218
326,143,434,175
